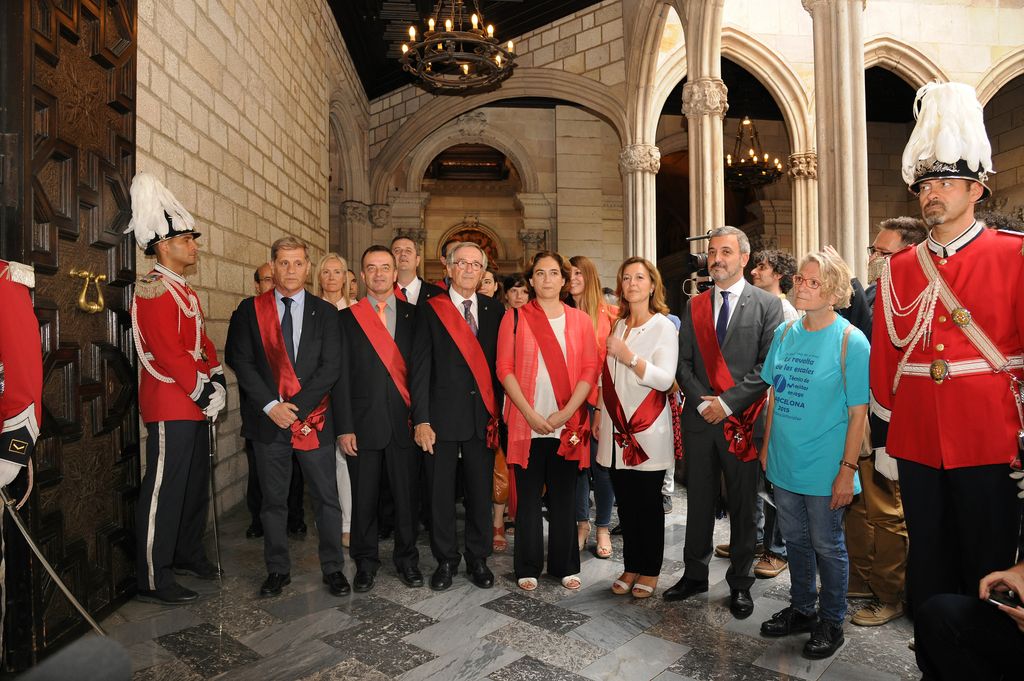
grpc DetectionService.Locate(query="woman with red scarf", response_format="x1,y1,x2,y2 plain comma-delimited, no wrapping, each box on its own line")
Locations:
596,257,678,598
497,251,599,592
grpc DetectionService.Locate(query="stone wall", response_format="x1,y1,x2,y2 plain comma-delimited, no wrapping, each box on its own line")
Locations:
866,121,918,238
135,0,367,511
986,76,1024,215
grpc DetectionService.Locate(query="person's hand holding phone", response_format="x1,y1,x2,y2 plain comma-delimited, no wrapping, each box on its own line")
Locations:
980,566,1024,633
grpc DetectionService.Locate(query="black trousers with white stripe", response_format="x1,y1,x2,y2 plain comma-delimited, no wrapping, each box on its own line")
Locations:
136,420,211,591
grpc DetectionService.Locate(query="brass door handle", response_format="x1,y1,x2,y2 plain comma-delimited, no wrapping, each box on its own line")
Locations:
69,268,106,314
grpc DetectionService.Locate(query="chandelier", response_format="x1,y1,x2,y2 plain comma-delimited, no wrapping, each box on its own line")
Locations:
724,116,784,189
400,0,516,96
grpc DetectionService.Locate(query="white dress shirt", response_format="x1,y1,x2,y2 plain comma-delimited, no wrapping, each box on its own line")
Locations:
699,278,745,418
399,276,422,305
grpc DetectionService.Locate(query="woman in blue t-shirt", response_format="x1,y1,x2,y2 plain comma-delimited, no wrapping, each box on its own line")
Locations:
756,249,870,661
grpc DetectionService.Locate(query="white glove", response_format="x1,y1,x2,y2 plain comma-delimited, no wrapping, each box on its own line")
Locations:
1010,469,1024,499
874,447,899,481
0,459,23,487
204,383,227,421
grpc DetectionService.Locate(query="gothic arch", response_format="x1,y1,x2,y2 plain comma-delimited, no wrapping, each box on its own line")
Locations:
404,115,541,194
438,221,507,263
977,47,1024,106
625,0,675,143
329,93,370,203
369,68,628,202
863,36,949,88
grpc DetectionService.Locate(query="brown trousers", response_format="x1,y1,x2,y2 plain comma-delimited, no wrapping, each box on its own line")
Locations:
845,455,909,604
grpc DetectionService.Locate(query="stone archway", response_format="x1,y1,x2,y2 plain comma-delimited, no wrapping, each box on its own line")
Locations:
977,47,1024,105
863,36,949,89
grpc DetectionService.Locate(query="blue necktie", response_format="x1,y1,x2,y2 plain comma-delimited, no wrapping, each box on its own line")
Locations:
281,297,296,365
716,290,730,346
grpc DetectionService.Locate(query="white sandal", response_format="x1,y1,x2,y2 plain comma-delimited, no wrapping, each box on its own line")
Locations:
517,577,538,591
561,574,582,591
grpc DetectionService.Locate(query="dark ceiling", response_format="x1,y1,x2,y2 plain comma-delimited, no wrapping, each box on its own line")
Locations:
331,1,607,101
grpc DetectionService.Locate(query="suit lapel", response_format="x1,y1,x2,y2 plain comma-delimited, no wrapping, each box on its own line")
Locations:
296,291,317,366
721,284,752,348
395,303,413,352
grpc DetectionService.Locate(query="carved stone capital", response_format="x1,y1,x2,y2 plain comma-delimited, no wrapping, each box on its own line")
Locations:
618,144,661,175
518,228,548,250
341,200,369,223
787,152,818,180
682,78,729,119
394,227,426,244
369,204,391,229
802,0,866,14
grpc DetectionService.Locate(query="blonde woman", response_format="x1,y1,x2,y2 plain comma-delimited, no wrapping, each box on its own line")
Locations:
317,252,353,547
568,255,618,559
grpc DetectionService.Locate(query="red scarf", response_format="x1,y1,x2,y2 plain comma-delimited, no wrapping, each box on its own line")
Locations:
427,294,500,449
254,290,329,450
519,301,590,468
349,297,410,408
691,290,765,462
601,361,666,466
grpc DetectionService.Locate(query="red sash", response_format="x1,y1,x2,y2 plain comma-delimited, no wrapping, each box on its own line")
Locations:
601,362,666,466
393,283,407,302
691,290,765,462
435,279,449,290
427,294,500,449
350,297,411,408
519,301,590,468
254,290,329,450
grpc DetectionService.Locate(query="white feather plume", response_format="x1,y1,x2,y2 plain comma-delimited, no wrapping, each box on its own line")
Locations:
124,173,196,249
901,81,993,185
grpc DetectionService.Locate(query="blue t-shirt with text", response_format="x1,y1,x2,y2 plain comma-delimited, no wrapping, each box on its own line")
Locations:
760,316,869,497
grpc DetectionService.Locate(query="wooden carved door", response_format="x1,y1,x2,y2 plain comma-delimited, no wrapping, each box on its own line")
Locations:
0,0,138,670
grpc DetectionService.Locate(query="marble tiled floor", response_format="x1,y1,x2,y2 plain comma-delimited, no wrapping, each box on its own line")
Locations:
104,485,919,681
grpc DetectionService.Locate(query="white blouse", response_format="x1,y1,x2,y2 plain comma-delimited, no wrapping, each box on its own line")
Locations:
596,313,678,472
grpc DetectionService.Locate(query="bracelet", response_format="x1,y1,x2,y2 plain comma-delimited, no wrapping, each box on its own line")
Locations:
628,354,639,369
839,460,859,472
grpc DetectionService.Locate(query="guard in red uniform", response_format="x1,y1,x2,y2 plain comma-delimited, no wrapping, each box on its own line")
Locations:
0,259,42,486
871,82,1024,620
127,173,226,605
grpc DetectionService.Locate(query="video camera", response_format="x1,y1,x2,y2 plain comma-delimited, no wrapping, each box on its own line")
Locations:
682,233,713,297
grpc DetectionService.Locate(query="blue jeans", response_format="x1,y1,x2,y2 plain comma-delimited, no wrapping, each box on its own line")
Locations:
756,492,788,558
774,486,849,624
575,407,615,526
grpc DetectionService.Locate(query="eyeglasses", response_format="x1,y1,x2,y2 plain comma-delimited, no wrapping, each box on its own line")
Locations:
792,274,822,290
866,246,896,258
454,259,483,271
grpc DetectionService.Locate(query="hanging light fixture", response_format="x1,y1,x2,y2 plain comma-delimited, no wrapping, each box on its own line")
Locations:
724,116,785,189
400,0,516,96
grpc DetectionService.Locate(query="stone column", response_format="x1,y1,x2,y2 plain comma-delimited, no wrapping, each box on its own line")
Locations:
803,0,870,279
339,200,371,263
788,151,819,257
518,229,548,264
514,192,554,263
619,144,661,261
388,190,430,273
682,78,729,240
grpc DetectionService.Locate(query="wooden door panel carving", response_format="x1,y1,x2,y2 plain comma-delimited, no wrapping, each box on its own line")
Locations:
1,0,138,669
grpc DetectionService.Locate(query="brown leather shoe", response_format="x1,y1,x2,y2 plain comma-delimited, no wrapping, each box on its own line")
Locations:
753,552,788,578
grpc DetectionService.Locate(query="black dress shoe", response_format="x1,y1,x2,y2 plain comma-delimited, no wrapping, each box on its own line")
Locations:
353,570,375,593
398,566,424,588
730,588,754,619
287,521,308,538
760,606,818,637
610,524,623,536
430,563,454,591
137,582,199,605
663,577,709,601
803,620,844,659
246,523,263,539
324,571,351,596
174,560,224,580
467,563,494,589
260,572,291,597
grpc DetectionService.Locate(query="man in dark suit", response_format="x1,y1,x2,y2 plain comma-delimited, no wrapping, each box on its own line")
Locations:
392,235,428,306
225,236,348,598
333,245,421,592
411,241,503,591
667,226,784,619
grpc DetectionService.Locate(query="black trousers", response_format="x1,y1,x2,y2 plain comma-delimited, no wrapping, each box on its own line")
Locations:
898,459,1022,616
682,426,759,590
513,438,579,580
610,466,666,576
253,438,343,575
425,436,494,567
346,441,420,573
245,439,304,528
915,593,1024,680
136,420,211,591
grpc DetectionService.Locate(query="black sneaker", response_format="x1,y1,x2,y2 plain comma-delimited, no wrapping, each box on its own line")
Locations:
760,606,818,638
803,620,844,659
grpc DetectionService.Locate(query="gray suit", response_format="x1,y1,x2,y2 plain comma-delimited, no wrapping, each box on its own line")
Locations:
677,281,783,590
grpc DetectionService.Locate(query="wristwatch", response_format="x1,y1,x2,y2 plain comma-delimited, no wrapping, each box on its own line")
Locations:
628,354,639,369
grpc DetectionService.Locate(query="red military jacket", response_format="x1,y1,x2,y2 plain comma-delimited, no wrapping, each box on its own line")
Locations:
0,260,43,466
870,224,1024,469
132,264,222,423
